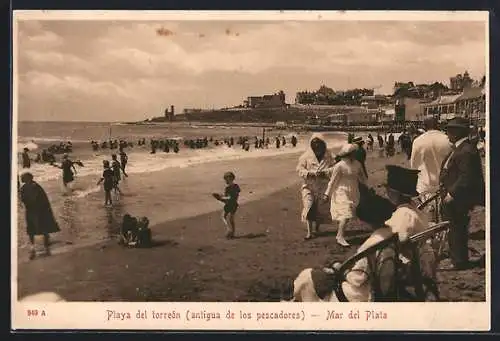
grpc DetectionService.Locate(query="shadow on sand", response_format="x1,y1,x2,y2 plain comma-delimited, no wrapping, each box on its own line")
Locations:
150,239,179,248
234,233,267,240
314,230,372,246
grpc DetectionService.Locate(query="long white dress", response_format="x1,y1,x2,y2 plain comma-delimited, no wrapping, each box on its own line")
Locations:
325,158,367,221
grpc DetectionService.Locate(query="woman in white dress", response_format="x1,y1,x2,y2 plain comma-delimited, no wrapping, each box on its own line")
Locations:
323,143,367,246
297,133,336,240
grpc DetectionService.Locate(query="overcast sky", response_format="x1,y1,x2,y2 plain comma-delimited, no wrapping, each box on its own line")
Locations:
16,20,486,122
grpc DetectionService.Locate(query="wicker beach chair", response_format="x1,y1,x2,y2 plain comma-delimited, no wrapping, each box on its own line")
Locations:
417,190,449,260
334,233,401,302
399,221,451,301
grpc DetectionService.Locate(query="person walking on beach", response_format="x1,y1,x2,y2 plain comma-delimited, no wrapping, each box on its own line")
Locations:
52,153,77,189
386,133,395,157
352,136,368,179
119,149,129,177
297,133,336,240
212,172,240,239
19,172,60,260
323,143,367,247
410,117,452,204
111,154,123,193
97,160,115,206
22,147,31,169
367,134,374,152
377,134,384,158
291,135,298,147
439,117,485,270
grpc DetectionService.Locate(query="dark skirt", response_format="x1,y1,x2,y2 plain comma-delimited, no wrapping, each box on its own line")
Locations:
63,171,74,184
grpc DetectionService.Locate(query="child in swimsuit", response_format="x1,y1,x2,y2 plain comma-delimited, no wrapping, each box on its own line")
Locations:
97,160,115,206
111,154,122,193
212,172,240,239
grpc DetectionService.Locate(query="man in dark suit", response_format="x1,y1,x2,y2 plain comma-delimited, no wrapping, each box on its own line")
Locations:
439,117,485,270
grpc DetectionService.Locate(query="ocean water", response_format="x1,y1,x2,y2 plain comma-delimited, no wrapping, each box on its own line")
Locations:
15,121,350,257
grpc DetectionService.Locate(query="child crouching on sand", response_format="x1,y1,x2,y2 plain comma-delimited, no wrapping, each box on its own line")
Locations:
212,171,240,239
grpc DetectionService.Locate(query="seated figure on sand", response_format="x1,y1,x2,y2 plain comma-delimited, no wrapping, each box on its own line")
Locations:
287,165,434,302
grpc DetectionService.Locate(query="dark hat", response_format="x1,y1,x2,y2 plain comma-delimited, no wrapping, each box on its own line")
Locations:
352,136,364,144
20,172,34,183
385,165,420,197
446,117,470,130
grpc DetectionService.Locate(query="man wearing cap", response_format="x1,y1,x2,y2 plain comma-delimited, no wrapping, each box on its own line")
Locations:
352,136,368,179
439,117,485,270
410,117,453,202
384,165,429,242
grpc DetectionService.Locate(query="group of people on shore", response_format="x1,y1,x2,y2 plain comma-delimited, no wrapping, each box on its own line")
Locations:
91,139,132,151
96,151,128,206
292,116,485,301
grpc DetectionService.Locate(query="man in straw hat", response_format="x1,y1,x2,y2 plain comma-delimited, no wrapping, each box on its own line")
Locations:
410,116,453,203
439,117,485,271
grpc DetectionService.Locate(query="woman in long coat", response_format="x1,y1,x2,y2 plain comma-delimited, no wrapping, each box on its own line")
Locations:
20,172,60,260
296,133,336,240
324,143,367,246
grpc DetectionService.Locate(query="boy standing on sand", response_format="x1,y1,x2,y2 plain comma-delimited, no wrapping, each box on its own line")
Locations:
212,172,240,239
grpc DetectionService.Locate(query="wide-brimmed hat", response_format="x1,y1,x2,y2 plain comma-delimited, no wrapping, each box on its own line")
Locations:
446,117,470,130
352,136,364,144
337,143,358,158
384,165,420,197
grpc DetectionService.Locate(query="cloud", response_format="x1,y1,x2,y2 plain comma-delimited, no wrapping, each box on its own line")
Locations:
15,19,486,121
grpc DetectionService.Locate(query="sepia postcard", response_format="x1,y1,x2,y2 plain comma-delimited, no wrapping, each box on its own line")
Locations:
11,10,490,331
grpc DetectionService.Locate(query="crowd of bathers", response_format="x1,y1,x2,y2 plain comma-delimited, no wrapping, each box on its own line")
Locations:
91,139,133,151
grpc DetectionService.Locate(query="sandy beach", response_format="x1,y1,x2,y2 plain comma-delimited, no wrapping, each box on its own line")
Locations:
16,150,486,302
